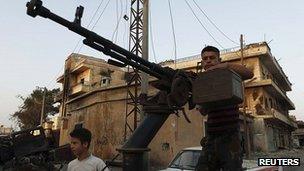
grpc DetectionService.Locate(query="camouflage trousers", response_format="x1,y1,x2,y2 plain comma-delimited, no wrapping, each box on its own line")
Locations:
195,130,243,171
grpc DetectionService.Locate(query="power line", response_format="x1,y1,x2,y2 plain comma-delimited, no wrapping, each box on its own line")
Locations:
119,0,124,44
168,0,177,67
72,39,82,53
91,0,111,31
149,0,157,63
112,0,119,42
112,0,124,43
122,0,129,49
191,0,238,45
73,0,106,53
124,0,128,15
47,0,107,89
87,0,106,28
76,0,111,54
184,0,224,49
46,64,64,89
114,0,122,43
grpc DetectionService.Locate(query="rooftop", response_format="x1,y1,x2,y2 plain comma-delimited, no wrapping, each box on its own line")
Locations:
161,42,292,91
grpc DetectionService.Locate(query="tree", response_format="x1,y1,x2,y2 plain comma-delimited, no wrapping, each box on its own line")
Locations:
11,87,60,130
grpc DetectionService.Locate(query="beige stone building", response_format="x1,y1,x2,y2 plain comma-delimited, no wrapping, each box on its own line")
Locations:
166,42,297,152
236,42,296,152
54,53,204,167
42,114,62,147
0,125,13,135
292,120,304,147
55,42,296,167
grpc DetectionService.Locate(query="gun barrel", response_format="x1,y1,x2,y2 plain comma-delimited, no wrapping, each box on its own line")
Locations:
83,39,163,79
26,0,175,80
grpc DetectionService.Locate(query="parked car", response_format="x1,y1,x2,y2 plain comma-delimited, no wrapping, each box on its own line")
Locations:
160,147,282,171
160,147,201,171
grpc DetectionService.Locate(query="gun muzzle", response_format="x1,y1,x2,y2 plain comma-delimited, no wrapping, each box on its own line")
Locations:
26,0,50,18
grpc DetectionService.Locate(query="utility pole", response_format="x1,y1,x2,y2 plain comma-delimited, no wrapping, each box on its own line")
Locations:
240,34,244,65
62,61,70,118
40,87,46,125
140,0,149,120
240,34,251,158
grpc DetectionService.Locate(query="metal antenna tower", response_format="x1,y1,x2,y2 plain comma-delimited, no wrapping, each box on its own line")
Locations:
124,0,144,141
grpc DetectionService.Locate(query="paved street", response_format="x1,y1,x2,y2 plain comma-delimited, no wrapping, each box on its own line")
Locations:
253,148,304,171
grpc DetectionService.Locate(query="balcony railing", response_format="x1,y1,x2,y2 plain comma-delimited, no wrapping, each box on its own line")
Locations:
293,128,304,136
245,79,295,110
71,60,90,74
70,81,91,96
271,108,297,128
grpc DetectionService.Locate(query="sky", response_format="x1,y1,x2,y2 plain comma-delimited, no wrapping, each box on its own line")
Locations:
0,0,303,127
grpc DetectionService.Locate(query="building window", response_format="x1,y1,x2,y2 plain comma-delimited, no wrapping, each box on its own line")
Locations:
101,77,111,86
265,97,269,109
80,78,85,84
161,142,170,151
266,74,270,79
75,123,83,129
261,66,265,78
269,98,273,109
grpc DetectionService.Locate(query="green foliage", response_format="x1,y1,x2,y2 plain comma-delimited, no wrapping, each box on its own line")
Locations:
10,87,60,130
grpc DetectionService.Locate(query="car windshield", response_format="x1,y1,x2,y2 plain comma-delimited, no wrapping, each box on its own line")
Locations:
169,150,201,170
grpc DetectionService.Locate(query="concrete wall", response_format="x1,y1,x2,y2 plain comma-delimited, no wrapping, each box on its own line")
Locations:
76,69,90,83
252,118,267,152
245,87,265,115
0,126,12,135
149,109,203,166
62,54,126,92
266,124,276,151
59,84,204,167
261,120,294,152
227,57,262,81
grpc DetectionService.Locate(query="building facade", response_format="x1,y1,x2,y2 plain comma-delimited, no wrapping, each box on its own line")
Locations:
55,42,296,167
0,125,12,135
163,42,297,152
292,120,304,147
55,53,204,167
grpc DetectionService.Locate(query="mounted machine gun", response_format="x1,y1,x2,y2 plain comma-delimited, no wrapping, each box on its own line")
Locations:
26,1,244,170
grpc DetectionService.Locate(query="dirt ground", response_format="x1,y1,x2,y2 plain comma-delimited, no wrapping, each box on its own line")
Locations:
252,147,304,171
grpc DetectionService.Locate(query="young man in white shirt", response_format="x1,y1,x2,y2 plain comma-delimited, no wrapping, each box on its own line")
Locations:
68,128,109,171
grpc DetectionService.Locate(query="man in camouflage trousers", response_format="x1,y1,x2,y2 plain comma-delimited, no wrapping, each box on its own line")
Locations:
195,46,253,171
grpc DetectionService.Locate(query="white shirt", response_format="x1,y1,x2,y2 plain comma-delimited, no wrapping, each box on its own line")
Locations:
67,154,109,171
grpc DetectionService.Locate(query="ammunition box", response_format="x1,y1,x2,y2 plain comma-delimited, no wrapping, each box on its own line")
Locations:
193,69,243,109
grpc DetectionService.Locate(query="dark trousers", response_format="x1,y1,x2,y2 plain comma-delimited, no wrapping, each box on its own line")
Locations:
195,130,243,171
